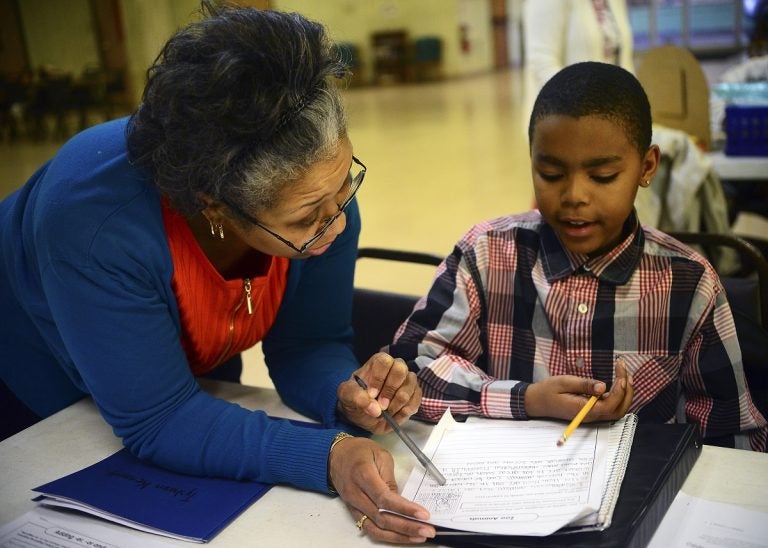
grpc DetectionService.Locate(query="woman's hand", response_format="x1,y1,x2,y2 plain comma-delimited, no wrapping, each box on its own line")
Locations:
337,353,421,434
329,436,435,544
524,360,634,422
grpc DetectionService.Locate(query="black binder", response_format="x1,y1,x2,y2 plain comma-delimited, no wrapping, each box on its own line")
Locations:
434,422,702,548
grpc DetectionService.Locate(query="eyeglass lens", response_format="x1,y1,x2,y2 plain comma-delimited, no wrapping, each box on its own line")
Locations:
299,163,365,252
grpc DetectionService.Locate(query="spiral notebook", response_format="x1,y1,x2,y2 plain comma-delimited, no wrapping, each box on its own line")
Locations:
399,411,638,537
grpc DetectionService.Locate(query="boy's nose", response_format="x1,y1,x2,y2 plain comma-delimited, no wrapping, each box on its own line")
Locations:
560,176,590,207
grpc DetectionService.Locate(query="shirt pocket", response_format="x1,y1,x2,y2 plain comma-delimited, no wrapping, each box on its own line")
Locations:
615,352,682,414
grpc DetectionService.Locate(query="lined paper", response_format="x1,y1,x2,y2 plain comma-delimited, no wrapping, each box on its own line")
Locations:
400,411,626,536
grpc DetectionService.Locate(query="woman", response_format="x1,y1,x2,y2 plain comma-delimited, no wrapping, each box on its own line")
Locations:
521,0,634,136
0,4,435,543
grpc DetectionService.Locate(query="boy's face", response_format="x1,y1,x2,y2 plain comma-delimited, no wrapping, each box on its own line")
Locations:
531,114,659,257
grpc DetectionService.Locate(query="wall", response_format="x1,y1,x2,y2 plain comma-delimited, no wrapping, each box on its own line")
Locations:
12,0,497,106
273,0,495,81
119,0,200,104
18,0,99,75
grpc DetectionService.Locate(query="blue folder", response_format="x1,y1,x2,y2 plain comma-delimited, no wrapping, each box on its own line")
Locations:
32,448,272,542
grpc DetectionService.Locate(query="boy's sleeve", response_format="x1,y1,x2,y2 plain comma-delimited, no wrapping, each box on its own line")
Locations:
385,237,530,422
681,284,768,451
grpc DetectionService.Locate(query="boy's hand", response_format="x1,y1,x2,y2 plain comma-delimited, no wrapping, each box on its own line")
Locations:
524,360,633,421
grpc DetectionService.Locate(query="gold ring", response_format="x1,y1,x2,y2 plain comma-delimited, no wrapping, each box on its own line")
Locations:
355,515,368,530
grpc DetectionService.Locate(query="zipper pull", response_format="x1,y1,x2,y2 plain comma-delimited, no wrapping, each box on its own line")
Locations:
244,278,253,315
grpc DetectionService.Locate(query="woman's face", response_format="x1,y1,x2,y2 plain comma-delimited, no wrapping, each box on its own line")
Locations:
230,137,355,259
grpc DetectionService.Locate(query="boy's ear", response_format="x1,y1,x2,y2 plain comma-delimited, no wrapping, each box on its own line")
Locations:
640,145,661,185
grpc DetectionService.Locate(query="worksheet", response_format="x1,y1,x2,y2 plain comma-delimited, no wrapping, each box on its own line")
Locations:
649,492,768,548
400,411,628,536
0,507,176,548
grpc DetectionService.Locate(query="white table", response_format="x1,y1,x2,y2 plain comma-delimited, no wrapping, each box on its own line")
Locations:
709,150,768,181
1,380,767,547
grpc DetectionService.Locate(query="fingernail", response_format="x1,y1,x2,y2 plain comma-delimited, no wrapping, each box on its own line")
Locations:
621,379,626,390
414,510,429,520
594,382,605,392
628,375,634,387
419,527,435,538
378,397,390,410
368,388,379,399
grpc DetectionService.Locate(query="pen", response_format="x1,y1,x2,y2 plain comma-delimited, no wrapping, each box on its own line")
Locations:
557,395,599,446
353,375,446,485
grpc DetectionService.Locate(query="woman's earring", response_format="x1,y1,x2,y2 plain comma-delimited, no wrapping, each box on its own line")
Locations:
640,179,651,188
208,219,225,240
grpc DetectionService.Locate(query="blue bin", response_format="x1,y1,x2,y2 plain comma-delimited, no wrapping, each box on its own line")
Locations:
724,105,768,157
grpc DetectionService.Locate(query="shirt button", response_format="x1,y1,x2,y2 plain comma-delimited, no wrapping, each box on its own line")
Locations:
576,357,585,368
577,303,588,314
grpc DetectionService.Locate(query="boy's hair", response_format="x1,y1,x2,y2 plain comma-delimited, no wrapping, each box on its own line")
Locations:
528,62,652,155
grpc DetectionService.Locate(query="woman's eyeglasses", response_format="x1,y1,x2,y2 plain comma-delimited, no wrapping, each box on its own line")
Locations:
224,156,366,254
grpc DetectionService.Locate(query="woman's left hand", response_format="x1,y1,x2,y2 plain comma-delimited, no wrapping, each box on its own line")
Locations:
337,353,421,434
329,436,435,543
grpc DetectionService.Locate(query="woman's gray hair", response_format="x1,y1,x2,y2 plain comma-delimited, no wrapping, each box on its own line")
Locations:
127,2,349,220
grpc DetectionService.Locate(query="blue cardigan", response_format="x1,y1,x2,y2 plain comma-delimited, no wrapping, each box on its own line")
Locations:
0,118,362,492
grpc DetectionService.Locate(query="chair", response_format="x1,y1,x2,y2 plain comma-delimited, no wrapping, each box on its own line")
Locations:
352,247,443,364
411,36,443,81
668,231,768,419
637,45,711,150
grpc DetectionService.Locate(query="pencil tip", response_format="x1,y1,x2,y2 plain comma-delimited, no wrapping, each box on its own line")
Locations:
557,437,565,446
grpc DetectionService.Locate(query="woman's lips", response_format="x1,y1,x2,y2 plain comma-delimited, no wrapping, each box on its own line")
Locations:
304,241,332,256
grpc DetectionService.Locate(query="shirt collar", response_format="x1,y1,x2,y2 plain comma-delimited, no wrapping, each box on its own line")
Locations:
540,210,644,285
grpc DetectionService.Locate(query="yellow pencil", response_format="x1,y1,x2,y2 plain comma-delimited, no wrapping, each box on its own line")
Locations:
557,395,599,446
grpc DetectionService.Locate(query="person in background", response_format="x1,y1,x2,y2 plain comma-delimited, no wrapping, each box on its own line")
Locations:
387,62,767,452
0,3,436,543
522,0,635,137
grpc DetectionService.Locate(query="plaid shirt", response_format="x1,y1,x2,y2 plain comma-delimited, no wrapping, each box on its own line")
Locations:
387,210,767,451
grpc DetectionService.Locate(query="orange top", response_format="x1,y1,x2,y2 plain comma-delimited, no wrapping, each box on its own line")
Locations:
161,202,289,375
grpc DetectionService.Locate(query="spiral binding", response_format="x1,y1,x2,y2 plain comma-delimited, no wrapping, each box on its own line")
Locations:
595,413,639,529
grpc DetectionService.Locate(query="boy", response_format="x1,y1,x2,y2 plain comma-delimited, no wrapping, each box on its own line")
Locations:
387,62,767,451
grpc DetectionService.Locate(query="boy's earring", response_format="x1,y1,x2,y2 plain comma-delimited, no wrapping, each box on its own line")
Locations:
208,219,216,236
217,224,225,240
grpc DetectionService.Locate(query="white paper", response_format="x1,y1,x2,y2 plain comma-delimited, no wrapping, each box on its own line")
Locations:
649,491,768,548
0,507,177,548
399,410,616,536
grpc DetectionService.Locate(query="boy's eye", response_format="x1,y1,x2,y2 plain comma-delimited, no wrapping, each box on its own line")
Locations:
591,174,619,184
538,172,562,182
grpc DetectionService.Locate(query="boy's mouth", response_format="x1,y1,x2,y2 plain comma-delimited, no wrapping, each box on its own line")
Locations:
559,218,598,238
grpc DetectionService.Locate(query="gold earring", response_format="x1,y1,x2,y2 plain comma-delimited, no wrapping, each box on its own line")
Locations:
640,179,650,187
208,219,224,240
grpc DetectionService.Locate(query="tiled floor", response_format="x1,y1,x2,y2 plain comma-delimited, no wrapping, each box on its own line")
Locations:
0,68,533,292
3,63,760,388
0,68,536,387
